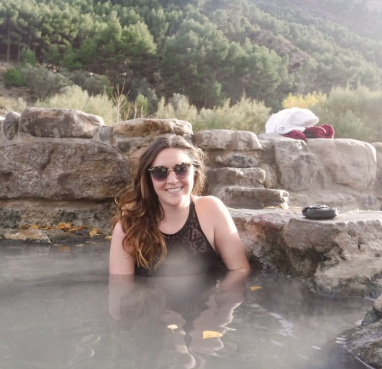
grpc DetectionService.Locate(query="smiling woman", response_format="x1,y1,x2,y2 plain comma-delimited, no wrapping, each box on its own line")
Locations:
109,134,251,277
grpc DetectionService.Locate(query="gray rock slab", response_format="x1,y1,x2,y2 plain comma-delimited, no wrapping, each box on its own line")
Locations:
0,142,129,200
259,163,278,189
20,107,103,139
308,139,377,192
216,186,289,209
194,130,262,151
274,139,320,191
0,199,116,233
113,118,192,137
214,152,259,168
345,320,382,369
207,167,265,188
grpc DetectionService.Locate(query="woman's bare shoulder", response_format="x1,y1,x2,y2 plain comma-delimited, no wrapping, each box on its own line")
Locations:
193,195,224,208
193,195,229,216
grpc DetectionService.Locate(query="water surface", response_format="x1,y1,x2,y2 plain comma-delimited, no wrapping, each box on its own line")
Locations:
0,243,372,369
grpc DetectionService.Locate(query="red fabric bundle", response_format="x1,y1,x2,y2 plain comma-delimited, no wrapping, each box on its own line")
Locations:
317,124,335,138
304,124,335,138
283,130,307,142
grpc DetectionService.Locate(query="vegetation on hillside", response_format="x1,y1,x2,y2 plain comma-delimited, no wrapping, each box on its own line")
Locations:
1,0,381,141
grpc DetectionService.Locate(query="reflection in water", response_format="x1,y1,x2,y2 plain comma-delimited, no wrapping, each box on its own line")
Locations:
0,244,373,369
108,271,247,368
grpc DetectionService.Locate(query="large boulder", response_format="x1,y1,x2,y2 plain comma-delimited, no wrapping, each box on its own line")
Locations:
113,118,192,137
308,139,377,192
285,212,382,297
231,208,382,297
345,320,382,369
274,139,321,191
20,107,103,139
0,142,129,200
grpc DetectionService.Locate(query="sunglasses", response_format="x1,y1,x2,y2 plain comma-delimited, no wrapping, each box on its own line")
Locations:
148,162,193,182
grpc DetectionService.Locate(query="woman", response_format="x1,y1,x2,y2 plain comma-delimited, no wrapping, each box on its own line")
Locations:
109,134,251,276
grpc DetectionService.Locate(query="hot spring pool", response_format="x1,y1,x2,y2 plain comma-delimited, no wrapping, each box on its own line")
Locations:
0,242,373,369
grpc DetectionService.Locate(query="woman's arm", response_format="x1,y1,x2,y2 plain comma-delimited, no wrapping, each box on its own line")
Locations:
195,196,251,274
109,221,135,275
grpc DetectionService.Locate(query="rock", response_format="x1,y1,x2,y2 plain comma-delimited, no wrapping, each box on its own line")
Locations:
374,293,382,316
259,163,278,189
4,228,51,243
99,126,112,142
0,199,116,233
213,187,289,209
230,207,301,264
285,211,382,297
214,152,259,168
127,146,146,178
116,136,153,156
207,167,265,188
300,191,359,210
345,320,382,369
274,139,320,191
194,130,262,151
3,111,20,140
0,142,129,200
359,193,380,210
113,118,192,137
20,107,103,139
308,139,376,192
258,139,276,165
231,208,382,297
372,142,382,171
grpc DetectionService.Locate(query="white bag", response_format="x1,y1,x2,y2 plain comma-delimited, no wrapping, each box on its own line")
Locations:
265,107,319,135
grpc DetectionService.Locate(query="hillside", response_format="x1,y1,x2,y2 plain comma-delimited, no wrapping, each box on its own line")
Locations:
1,0,382,113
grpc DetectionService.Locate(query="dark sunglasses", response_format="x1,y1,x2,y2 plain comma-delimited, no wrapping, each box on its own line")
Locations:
148,162,193,182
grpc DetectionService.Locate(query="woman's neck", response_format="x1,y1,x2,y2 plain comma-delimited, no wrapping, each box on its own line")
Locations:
158,200,191,234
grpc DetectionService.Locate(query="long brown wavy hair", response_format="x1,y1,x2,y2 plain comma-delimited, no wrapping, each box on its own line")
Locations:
114,134,207,270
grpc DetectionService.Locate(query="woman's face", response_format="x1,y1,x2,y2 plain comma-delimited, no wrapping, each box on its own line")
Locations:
149,148,194,209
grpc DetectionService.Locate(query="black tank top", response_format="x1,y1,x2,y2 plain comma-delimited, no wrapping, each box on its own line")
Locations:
135,202,221,276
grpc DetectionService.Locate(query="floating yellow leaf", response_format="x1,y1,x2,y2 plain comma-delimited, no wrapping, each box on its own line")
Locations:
58,246,71,252
54,222,72,231
39,225,52,230
250,286,262,291
203,331,223,339
105,235,112,240
30,224,39,229
167,324,178,333
89,228,102,237
69,225,88,233
21,225,30,230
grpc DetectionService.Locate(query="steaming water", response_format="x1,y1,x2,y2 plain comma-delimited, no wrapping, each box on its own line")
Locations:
0,243,372,369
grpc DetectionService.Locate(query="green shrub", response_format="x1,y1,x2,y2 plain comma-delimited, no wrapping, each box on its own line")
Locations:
20,47,37,67
0,96,27,115
193,96,271,133
155,94,271,134
20,64,71,99
35,85,118,125
61,70,111,96
155,94,198,122
3,67,26,88
311,85,382,142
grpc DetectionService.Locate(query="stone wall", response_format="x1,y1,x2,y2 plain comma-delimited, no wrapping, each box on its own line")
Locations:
1,107,382,232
